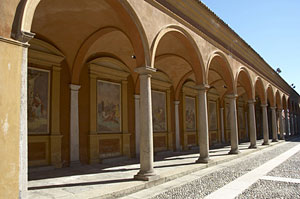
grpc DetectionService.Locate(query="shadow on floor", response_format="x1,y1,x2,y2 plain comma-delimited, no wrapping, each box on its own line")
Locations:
29,137,300,182
29,178,134,190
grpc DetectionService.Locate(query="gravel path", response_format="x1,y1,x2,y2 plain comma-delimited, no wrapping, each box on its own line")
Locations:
267,150,300,179
151,141,299,199
236,180,300,199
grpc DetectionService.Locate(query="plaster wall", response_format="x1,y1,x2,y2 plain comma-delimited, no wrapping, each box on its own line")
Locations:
0,40,23,199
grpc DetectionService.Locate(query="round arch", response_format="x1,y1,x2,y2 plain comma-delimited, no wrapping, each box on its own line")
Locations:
206,50,235,94
16,0,150,66
282,95,288,110
254,77,266,104
266,84,275,107
71,27,136,84
174,71,195,100
150,24,205,85
275,90,282,109
234,66,254,100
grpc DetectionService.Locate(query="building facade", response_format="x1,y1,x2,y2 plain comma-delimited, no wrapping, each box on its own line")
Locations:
0,0,300,198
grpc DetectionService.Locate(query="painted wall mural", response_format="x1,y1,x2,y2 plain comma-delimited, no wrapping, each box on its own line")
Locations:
185,96,196,131
28,68,50,134
152,90,167,132
97,80,121,133
209,101,218,131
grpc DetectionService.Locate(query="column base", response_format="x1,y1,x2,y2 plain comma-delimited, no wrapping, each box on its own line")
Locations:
228,149,240,154
248,144,257,149
279,136,285,140
195,157,210,164
272,139,278,142
134,171,160,181
262,141,269,145
70,161,82,167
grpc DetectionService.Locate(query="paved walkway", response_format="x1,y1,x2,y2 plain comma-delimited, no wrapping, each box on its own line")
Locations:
28,139,283,199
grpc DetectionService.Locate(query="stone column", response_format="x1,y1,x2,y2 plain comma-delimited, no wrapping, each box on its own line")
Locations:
134,67,158,181
70,84,81,164
296,114,300,134
290,113,294,135
245,111,249,140
271,107,278,142
174,101,181,151
278,109,284,140
228,95,240,154
196,84,210,163
134,95,140,156
286,109,291,137
220,107,225,143
248,100,257,148
261,104,269,145
294,114,297,134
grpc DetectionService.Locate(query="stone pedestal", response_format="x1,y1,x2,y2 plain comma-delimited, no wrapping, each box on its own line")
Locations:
174,101,181,151
196,84,210,163
271,107,278,142
261,104,269,145
228,95,240,154
70,84,81,164
248,100,257,148
134,67,159,181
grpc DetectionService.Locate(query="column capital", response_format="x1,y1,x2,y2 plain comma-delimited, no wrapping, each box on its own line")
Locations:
248,99,256,104
52,66,62,72
261,103,268,108
195,84,210,91
134,94,140,99
134,66,156,75
174,101,180,105
70,84,81,91
226,94,238,99
270,106,277,110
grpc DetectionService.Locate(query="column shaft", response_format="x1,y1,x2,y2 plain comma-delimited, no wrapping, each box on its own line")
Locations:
134,67,158,181
262,104,269,145
220,108,225,143
278,109,284,140
291,113,294,135
135,95,140,156
70,84,81,163
229,95,240,154
196,85,210,163
174,101,181,151
248,100,257,148
294,113,298,135
285,109,291,136
271,107,278,142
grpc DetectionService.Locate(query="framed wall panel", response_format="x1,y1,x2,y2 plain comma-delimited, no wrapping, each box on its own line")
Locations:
97,80,122,133
238,106,245,129
28,68,50,135
208,101,218,131
152,90,167,132
185,96,196,132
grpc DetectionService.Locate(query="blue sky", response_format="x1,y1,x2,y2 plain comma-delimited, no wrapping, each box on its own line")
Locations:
200,0,300,94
